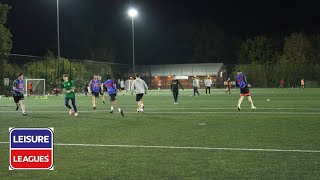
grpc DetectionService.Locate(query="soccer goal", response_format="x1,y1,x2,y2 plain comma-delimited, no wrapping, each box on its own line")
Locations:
25,79,46,97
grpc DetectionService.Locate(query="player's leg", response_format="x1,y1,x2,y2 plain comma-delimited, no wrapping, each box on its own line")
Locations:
13,96,20,110
109,94,115,113
237,88,245,110
136,94,140,112
175,91,179,104
71,97,78,116
19,95,27,115
237,96,244,111
208,87,210,94
172,91,176,103
102,93,106,104
112,95,124,116
247,95,256,109
140,98,144,112
65,97,73,115
92,92,97,109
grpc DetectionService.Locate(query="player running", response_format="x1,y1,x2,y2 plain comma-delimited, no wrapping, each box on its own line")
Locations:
12,73,28,116
235,70,256,111
225,78,231,94
131,73,148,113
171,75,184,104
61,74,78,116
104,75,124,116
89,74,101,109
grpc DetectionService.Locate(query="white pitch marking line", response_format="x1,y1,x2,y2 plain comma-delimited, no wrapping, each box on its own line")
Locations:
1,111,320,115
1,142,319,153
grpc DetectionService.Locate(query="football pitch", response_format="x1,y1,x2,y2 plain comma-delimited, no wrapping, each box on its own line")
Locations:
0,88,320,179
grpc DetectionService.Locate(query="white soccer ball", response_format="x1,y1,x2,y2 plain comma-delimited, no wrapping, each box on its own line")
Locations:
267,99,270,101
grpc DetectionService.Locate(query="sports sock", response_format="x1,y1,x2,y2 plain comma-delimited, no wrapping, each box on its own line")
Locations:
248,96,254,107
238,96,244,107
111,106,114,111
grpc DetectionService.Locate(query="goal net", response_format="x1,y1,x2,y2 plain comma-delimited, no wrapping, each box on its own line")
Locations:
25,79,46,97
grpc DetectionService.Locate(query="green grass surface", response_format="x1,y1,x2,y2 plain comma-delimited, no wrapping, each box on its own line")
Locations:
0,88,320,179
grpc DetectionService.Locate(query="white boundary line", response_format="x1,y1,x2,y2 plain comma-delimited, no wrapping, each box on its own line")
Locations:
1,141,319,153
0,110,319,115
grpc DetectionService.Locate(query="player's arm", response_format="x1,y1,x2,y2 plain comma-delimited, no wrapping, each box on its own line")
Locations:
130,81,135,95
88,80,93,93
70,81,75,92
60,83,67,93
178,80,184,90
12,80,18,92
143,81,148,94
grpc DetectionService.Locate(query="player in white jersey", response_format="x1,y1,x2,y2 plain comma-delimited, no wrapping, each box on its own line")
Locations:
131,73,148,113
192,77,200,96
204,77,212,95
120,79,125,95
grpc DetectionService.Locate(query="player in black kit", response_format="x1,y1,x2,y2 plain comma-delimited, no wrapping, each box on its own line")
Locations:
170,75,184,104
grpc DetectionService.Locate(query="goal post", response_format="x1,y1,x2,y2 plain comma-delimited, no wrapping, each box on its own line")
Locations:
25,79,46,96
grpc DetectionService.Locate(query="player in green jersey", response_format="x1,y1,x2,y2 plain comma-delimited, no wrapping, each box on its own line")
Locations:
61,74,78,116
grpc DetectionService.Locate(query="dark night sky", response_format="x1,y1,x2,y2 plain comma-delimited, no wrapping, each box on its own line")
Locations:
1,0,320,65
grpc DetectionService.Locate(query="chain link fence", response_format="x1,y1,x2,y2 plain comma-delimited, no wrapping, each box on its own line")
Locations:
0,54,131,96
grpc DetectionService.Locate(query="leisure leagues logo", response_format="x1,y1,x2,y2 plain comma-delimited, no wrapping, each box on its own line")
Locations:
9,128,54,170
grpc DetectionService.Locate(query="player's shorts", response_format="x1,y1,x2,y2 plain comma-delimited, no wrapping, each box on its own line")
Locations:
121,87,125,90
240,86,250,96
13,94,24,103
92,92,100,97
136,93,144,101
172,89,179,93
109,93,116,101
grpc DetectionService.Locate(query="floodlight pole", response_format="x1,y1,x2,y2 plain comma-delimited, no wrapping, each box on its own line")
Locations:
131,16,135,74
57,0,61,81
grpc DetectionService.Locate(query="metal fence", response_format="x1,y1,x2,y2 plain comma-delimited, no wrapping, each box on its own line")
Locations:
0,54,131,96
1,55,319,96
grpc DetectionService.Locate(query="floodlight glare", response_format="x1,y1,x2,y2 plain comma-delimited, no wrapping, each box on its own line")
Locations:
128,9,138,17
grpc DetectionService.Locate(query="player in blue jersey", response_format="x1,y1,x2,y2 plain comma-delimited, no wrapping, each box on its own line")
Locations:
235,70,256,111
104,75,124,116
89,74,101,109
12,73,28,116
98,75,106,104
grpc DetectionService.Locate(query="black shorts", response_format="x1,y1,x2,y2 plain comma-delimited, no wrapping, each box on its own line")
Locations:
136,94,144,101
121,87,125,90
172,89,179,93
92,92,100,97
13,94,24,103
240,86,250,96
109,93,116,101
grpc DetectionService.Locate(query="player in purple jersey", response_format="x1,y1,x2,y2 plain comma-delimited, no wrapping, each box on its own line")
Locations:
12,73,28,116
104,75,124,116
98,75,106,104
89,74,101,109
235,70,256,111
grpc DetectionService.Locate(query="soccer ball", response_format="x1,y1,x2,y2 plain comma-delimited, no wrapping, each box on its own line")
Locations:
267,99,270,101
